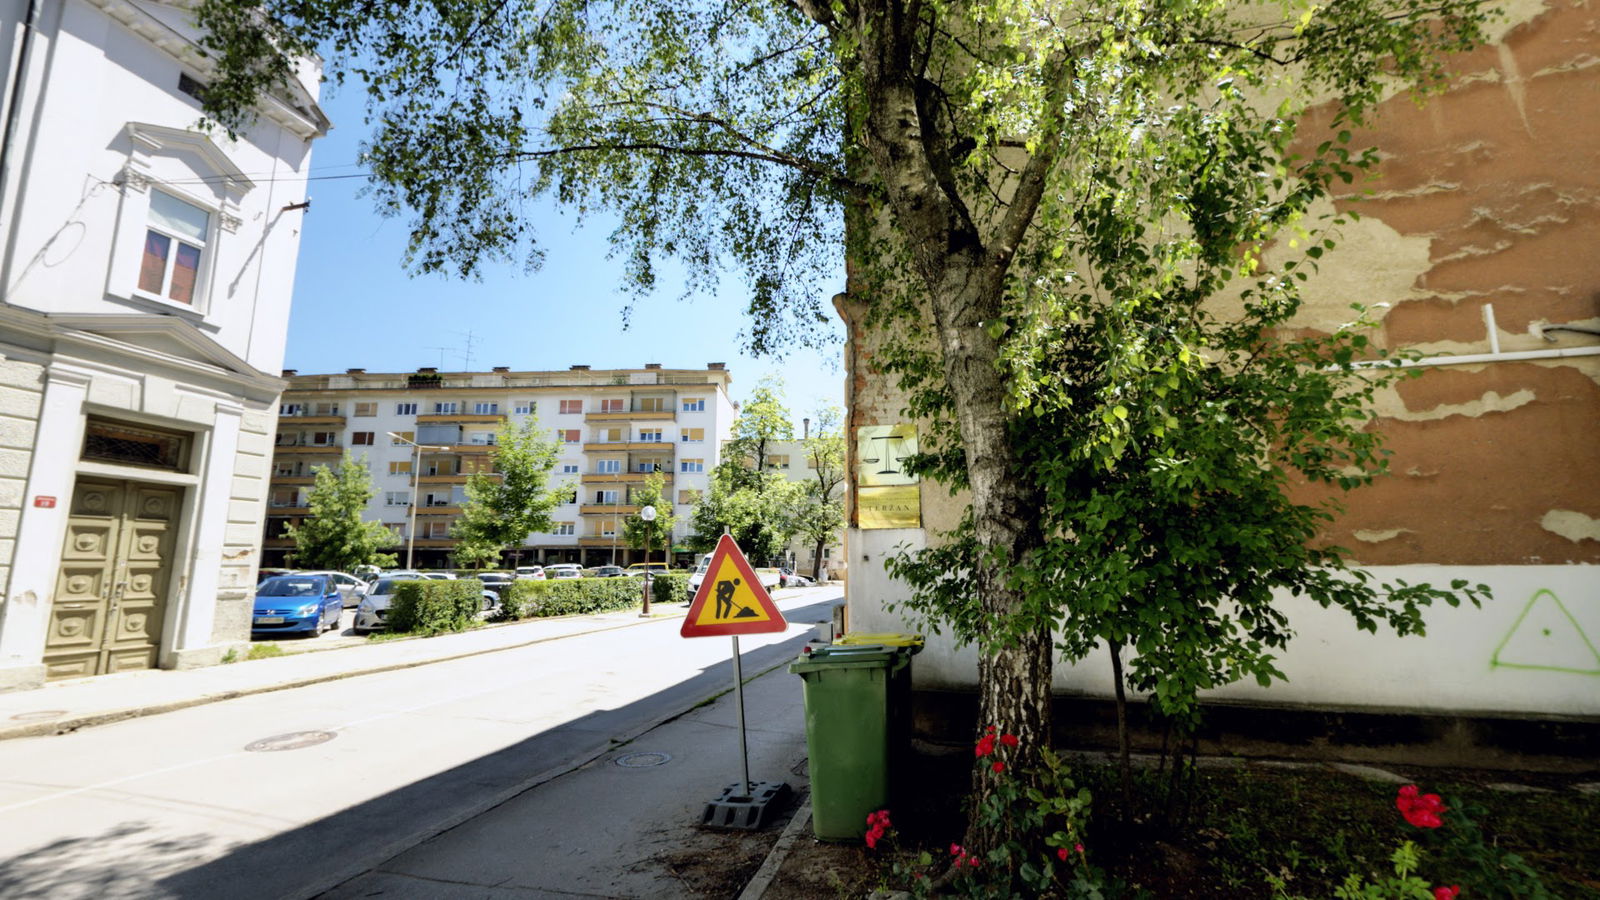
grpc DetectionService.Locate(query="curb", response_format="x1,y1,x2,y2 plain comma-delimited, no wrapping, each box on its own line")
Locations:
738,794,813,900
0,610,681,742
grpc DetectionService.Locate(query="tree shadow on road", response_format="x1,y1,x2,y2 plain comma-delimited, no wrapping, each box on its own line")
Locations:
0,821,232,899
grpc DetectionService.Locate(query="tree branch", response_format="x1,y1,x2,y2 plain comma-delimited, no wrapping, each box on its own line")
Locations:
991,53,1074,267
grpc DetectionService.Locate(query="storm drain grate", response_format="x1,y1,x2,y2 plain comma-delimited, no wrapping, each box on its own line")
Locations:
245,731,336,752
615,751,673,768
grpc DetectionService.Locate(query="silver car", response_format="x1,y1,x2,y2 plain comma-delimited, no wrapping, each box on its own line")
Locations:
354,575,497,634
295,570,370,608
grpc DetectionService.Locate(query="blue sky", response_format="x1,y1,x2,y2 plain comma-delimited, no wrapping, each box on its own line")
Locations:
282,87,847,420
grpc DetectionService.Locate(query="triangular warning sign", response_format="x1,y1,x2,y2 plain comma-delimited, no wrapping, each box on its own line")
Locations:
681,534,788,637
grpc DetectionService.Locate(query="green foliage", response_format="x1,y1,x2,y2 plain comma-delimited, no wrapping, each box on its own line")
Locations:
687,377,804,561
623,473,676,556
246,643,286,660
284,452,398,572
791,406,846,579
725,376,795,480
652,573,690,606
387,580,484,635
497,578,642,619
452,419,565,568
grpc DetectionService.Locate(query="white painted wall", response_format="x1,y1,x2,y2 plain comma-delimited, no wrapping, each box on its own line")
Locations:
847,526,1600,718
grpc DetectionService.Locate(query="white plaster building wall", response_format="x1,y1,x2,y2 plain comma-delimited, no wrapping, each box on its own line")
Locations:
846,524,1600,717
1,0,316,376
0,354,45,598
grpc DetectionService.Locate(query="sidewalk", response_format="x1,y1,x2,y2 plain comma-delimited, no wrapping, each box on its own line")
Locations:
0,603,686,742
319,657,814,899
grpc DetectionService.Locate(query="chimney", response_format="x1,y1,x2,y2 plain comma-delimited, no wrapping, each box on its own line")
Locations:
803,417,810,439
492,366,510,373
281,369,297,377
644,363,662,370
707,362,726,370
346,367,365,374
417,367,437,374
570,364,590,371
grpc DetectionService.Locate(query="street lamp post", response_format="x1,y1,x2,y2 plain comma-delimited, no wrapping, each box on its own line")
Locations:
387,432,448,570
638,505,656,616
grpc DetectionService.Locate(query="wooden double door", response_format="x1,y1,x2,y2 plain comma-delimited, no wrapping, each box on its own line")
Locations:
43,478,181,680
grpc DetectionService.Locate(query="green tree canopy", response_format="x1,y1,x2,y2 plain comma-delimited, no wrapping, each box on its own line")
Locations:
791,406,845,580
451,419,566,568
286,452,397,572
622,473,676,559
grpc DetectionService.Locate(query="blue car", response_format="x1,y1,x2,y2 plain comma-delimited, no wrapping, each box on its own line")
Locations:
252,574,342,638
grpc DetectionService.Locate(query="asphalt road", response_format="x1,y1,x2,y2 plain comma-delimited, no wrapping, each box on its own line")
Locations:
0,588,842,899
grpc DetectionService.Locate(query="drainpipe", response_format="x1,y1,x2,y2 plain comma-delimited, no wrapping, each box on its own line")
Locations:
0,0,43,266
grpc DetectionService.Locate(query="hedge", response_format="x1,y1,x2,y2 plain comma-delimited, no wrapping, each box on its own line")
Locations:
497,577,644,620
652,573,690,606
387,579,484,635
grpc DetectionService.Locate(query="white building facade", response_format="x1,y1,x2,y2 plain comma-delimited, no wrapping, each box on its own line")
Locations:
0,0,326,688
267,365,738,569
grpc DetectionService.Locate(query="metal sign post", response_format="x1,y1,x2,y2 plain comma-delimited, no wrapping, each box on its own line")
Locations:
731,635,750,795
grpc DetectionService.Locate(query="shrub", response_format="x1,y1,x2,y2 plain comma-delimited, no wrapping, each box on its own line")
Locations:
652,573,689,606
388,579,483,635
498,578,643,619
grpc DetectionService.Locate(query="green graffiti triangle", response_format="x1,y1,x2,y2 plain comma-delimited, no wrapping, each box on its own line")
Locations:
1490,589,1600,676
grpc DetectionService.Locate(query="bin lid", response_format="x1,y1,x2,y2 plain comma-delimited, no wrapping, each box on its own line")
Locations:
788,643,902,674
835,632,925,653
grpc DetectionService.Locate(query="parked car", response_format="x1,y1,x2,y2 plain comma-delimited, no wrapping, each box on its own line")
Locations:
591,565,625,578
353,575,424,635
515,565,547,581
688,558,780,594
546,564,583,580
625,562,672,575
420,572,458,580
256,567,295,584
252,574,342,638
476,572,515,599
777,567,814,588
295,570,371,607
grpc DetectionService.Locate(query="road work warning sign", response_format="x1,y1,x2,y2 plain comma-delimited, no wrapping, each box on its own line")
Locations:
680,534,787,637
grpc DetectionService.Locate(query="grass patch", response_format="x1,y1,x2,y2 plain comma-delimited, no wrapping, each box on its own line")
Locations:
246,643,286,660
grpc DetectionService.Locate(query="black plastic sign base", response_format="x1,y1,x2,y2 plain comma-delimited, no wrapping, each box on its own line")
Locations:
700,780,793,830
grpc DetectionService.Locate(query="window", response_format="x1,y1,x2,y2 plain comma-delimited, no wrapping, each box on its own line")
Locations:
678,489,701,505
270,489,300,507
600,520,618,537
682,397,706,412
680,458,704,474
553,522,575,536
514,401,533,415
637,458,667,473
385,491,411,507
351,431,374,445
597,459,621,474
469,432,497,445
638,397,665,412
561,464,579,474
639,428,662,442
138,190,209,305
680,428,704,442
425,460,455,476
423,492,451,507
596,489,619,504
390,431,415,445
601,427,624,443
311,431,337,446
434,401,458,415
559,399,583,415
766,454,790,470
807,455,818,469
279,403,302,416
565,490,579,504
474,402,499,415
560,429,580,443
274,461,299,476
389,460,412,476
314,402,339,416
386,522,406,538
274,432,299,446
353,402,377,417
395,402,418,416
600,398,624,413
426,521,450,539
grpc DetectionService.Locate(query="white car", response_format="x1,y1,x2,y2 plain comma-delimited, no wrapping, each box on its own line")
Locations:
688,558,781,594
294,570,371,607
353,575,497,634
546,564,583,580
515,565,547,581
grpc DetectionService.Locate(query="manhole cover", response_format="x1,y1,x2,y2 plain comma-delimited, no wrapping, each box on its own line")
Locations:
615,751,673,768
245,731,336,752
9,710,66,722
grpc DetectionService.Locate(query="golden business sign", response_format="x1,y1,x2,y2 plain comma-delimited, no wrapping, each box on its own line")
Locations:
856,424,920,529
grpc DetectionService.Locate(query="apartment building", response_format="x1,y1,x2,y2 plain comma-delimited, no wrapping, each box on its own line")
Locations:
266,364,737,568
0,1,326,688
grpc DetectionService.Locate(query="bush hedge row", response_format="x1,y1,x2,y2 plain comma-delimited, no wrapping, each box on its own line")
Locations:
652,573,690,606
498,578,643,619
387,580,485,635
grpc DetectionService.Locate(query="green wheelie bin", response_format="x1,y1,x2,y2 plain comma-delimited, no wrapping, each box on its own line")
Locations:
790,638,921,841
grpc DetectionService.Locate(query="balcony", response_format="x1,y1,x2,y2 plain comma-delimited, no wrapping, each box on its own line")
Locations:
578,535,624,547
417,413,507,425
267,505,310,515
582,441,676,453
410,538,458,547
413,506,462,516
580,504,640,516
269,475,315,485
417,473,474,484
278,413,346,425
584,409,675,423
580,472,674,485
450,443,497,454
275,443,343,454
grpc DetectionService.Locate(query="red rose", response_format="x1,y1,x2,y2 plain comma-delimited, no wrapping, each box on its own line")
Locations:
1075,843,1085,853
950,843,963,857
1000,733,1019,748
1057,848,1069,861
991,760,1005,773
1433,887,1460,900
1396,785,1448,828
975,734,996,757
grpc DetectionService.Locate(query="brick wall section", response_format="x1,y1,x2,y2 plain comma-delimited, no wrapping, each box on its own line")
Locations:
0,357,44,598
